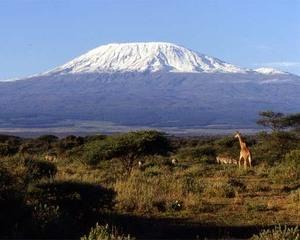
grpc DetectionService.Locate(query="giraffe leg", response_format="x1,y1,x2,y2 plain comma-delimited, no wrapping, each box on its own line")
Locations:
243,157,247,169
248,154,252,168
238,155,242,168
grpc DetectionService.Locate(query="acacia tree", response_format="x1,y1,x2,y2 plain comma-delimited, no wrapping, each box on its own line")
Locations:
84,130,172,173
285,113,300,131
256,111,287,131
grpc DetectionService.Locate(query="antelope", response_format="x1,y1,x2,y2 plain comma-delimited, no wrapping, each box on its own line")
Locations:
44,153,58,162
138,160,144,168
216,155,238,165
171,158,178,165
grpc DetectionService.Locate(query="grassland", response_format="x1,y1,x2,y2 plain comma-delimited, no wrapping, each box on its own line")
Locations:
0,130,299,239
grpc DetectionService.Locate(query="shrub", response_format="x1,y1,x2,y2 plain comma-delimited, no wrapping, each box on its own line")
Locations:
29,181,116,217
32,203,61,231
252,131,298,165
37,135,59,144
215,136,236,148
227,178,246,192
84,135,107,142
19,139,52,155
0,143,10,156
83,131,171,171
81,222,134,240
214,136,240,157
285,149,300,168
269,149,300,183
0,140,20,156
0,166,29,238
23,181,116,238
83,139,116,165
177,145,216,163
251,225,299,240
181,175,204,194
57,135,85,153
203,180,235,198
24,159,57,182
289,189,300,204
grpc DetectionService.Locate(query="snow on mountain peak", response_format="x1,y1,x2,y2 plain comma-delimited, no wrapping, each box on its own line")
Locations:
48,42,246,74
254,67,288,75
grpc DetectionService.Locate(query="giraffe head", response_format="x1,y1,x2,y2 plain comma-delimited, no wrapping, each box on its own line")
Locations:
234,131,241,139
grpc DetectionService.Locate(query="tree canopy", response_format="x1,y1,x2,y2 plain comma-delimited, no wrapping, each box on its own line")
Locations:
83,130,172,168
256,111,287,131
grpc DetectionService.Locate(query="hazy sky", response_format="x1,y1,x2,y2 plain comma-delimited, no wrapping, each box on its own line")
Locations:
0,0,299,79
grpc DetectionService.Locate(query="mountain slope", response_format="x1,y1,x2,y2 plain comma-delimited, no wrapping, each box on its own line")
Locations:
0,42,299,131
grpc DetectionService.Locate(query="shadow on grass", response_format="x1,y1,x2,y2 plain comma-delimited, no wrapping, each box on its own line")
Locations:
24,181,116,239
5,180,296,239
102,213,297,239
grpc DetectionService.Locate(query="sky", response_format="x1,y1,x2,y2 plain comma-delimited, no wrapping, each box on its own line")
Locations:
0,0,299,79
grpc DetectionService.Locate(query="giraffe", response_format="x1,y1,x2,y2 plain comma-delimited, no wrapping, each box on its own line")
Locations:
234,131,252,169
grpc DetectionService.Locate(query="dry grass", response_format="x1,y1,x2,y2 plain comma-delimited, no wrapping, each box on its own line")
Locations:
8,151,298,226
107,161,299,225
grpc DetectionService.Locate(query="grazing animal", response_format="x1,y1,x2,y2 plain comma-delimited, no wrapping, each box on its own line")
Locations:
138,160,144,168
171,158,178,165
234,131,252,169
216,155,238,165
44,153,58,162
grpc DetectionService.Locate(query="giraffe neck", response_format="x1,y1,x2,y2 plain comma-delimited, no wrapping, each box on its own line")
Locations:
237,135,244,149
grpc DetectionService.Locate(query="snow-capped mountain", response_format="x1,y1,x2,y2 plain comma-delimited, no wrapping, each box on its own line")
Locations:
45,42,246,75
0,42,299,132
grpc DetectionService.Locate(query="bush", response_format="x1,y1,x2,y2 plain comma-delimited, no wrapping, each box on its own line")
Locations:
285,149,300,166
252,131,298,165
269,149,300,183
214,136,240,157
0,139,20,156
84,135,107,142
227,178,246,192
81,222,134,240
32,203,61,231
19,140,51,155
251,225,299,240
57,135,85,153
177,145,215,163
37,135,59,144
24,159,57,182
0,143,10,156
203,180,235,198
0,166,29,238
19,181,116,238
29,181,116,217
289,189,300,204
83,131,171,170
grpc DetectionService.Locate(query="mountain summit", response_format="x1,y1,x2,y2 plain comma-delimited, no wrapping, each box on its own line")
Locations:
47,42,247,75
